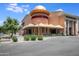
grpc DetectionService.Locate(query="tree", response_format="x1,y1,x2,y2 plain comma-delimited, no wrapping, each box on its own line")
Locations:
3,17,19,37
0,26,4,33
0,26,2,33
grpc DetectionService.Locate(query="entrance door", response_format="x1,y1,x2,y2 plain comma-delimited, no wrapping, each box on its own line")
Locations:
69,27,72,35
28,29,32,34
50,29,56,34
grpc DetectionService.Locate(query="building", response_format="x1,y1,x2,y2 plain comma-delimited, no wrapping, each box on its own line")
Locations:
20,5,79,36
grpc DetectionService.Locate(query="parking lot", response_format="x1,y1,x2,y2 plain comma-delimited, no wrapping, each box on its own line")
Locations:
0,36,79,56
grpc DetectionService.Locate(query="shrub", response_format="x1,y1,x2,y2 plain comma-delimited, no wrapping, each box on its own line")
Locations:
12,36,18,42
31,35,36,41
24,35,30,41
38,35,43,41
0,37,1,42
0,37,1,39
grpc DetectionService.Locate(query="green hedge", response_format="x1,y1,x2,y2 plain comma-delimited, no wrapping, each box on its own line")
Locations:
0,37,1,42
31,35,37,41
24,35,43,41
38,35,43,41
12,36,18,42
24,35,30,41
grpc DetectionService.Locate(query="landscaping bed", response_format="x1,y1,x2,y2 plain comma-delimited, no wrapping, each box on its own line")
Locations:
24,35,43,41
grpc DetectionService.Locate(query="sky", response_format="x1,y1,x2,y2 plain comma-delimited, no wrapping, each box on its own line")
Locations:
0,3,79,25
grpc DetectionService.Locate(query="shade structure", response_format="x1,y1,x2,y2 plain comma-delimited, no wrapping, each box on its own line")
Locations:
35,23,51,27
55,25,64,29
34,23,57,28
35,23,45,27
47,24,56,28
23,23,64,29
23,24,35,29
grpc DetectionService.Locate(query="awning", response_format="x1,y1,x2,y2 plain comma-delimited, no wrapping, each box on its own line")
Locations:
47,24,56,28
23,23,64,29
35,23,46,27
23,24,35,29
55,25,64,29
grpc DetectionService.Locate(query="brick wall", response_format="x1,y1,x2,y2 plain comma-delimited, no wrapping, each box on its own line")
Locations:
22,12,65,27
49,12,65,27
32,17,48,24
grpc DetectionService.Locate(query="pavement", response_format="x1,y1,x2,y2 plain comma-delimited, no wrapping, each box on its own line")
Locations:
0,36,79,56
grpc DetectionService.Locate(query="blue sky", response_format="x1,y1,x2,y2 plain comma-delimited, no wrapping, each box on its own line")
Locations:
0,3,79,25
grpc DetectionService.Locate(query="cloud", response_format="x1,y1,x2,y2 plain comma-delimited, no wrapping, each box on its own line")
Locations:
7,6,23,13
56,9,64,11
6,3,30,13
24,9,28,11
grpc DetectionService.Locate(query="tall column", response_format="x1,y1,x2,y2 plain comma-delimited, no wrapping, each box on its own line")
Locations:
34,28,35,35
64,20,66,36
24,29,26,35
74,22,76,35
47,28,49,35
76,19,78,35
36,27,38,35
38,27,39,35
71,21,74,35
66,20,68,35
39,27,41,35
40,27,42,35
44,27,46,35
66,20,69,36
33,27,35,35
32,28,33,34
34,27,37,35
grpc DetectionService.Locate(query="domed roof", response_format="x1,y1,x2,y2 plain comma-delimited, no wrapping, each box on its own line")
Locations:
34,5,46,10
30,5,50,16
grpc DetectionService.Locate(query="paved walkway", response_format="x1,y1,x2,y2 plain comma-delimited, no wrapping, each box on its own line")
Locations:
0,36,79,56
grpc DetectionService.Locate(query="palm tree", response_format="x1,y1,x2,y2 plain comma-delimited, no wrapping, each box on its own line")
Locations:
3,17,19,37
